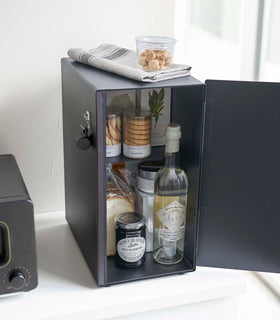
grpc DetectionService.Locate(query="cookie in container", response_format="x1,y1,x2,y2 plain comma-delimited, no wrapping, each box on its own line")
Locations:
123,109,152,159
106,109,122,157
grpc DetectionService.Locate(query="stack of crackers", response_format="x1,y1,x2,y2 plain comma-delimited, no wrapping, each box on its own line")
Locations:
123,112,151,147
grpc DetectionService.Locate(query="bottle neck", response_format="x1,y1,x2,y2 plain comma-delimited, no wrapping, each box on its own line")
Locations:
165,151,179,168
165,138,180,168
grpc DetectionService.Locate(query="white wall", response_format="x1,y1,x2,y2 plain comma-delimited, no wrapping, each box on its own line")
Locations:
0,0,175,213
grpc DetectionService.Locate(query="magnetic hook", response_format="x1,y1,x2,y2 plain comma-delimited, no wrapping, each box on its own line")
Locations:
80,111,91,131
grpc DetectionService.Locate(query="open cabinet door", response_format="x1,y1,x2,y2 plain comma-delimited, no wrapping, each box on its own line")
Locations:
197,80,280,273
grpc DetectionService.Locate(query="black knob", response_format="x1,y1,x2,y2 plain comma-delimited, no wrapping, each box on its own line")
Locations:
9,271,26,289
76,136,92,150
75,133,92,151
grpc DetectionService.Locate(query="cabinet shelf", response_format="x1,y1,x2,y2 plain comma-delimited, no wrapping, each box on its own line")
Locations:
107,253,193,285
106,146,165,164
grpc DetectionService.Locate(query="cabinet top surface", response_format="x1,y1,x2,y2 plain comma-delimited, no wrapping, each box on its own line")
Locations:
61,58,203,91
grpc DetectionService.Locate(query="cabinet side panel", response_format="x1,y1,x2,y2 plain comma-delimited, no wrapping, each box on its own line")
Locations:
61,60,104,285
171,85,205,269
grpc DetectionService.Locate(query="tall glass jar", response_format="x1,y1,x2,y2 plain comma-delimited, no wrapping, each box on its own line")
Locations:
123,109,151,159
106,110,121,157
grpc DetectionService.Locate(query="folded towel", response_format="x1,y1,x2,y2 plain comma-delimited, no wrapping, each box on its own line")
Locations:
68,44,191,82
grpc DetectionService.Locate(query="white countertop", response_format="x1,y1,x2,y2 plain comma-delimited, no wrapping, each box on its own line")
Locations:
1,212,247,320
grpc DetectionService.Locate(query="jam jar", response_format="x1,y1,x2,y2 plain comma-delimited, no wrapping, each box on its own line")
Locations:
115,212,146,268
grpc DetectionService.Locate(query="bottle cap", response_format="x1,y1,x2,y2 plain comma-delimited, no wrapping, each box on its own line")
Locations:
165,123,181,140
165,124,181,153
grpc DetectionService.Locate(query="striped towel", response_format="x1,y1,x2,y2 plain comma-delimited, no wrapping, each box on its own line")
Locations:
68,44,191,83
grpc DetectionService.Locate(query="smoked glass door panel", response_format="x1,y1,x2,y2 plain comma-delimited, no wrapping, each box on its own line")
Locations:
198,80,280,273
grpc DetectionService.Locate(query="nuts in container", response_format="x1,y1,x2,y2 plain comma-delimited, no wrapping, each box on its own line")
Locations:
135,36,177,72
123,109,151,159
106,110,121,157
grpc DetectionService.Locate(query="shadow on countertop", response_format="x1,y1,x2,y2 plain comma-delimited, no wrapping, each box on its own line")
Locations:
36,223,97,289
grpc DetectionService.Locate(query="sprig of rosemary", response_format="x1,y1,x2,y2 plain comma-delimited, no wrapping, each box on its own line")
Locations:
148,88,165,129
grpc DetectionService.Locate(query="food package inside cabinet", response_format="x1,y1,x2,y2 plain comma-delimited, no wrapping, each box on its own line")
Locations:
106,164,136,256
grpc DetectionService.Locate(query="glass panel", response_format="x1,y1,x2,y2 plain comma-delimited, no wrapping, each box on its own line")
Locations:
0,223,9,266
260,0,280,81
267,0,280,65
185,0,242,80
190,0,224,37
190,0,240,44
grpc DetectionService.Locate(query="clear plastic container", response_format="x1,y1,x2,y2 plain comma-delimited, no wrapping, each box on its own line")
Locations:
135,36,177,72
123,109,151,159
106,110,121,157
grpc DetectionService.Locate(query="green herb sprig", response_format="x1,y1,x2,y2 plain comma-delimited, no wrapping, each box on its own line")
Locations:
148,88,165,129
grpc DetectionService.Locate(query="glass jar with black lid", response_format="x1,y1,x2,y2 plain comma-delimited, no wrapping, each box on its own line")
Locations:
115,212,146,268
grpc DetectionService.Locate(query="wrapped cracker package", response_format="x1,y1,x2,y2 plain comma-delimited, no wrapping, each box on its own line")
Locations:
123,109,152,159
106,164,136,256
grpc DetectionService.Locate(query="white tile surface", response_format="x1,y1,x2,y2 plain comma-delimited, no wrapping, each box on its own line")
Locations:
239,272,280,320
0,212,246,320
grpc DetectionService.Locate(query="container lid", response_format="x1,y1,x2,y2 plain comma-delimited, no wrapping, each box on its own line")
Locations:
138,160,164,180
135,36,177,44
106,109,121,118
115,212,146,230
123,109,151,120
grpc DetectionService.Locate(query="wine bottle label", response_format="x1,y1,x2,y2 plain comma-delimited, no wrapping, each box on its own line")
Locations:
156,201,185,241
159,226,185,241
156,201,185,228
117,237,146,263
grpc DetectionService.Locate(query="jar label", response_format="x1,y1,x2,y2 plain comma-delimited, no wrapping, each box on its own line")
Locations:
123,143,151,159
137,175,154,193
106,143,121,157
117,237,146,263
156,201,185,241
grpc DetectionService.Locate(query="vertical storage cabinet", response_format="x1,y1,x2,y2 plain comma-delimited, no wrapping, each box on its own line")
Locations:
61,58,280,286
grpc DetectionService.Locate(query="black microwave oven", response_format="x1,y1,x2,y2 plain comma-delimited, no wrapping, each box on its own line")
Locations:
61,58,280,287
0,154,38,295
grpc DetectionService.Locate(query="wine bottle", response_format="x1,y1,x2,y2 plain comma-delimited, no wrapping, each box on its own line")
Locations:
153,124,188,265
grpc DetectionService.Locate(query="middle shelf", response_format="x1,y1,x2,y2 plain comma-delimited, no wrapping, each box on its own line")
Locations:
106,146,165,164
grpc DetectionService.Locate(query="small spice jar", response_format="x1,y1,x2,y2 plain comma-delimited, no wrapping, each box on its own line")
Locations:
123,109,151,159
106,110,121,157
115,212,146,268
